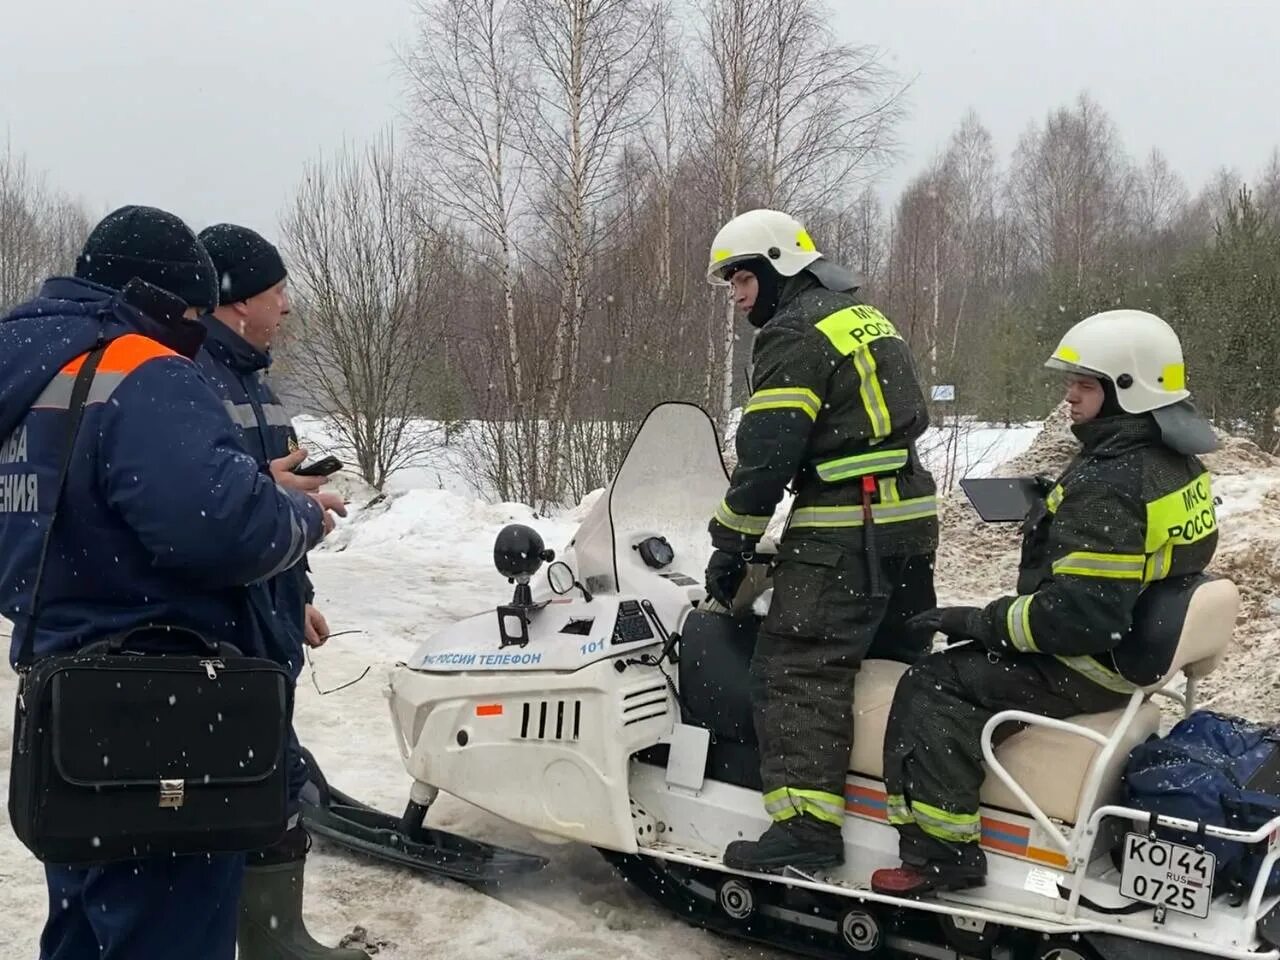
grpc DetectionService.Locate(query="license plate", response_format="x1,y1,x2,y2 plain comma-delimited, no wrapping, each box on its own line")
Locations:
1119,832,1215,919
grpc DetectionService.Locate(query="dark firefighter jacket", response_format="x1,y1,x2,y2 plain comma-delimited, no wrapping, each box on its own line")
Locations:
969,414,1218,692
709,272,938,557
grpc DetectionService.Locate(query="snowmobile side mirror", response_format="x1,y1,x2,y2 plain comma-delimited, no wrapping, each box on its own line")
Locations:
548,562,593,603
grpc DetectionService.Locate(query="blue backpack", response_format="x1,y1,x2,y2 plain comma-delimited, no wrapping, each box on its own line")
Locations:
1123,710,1280,898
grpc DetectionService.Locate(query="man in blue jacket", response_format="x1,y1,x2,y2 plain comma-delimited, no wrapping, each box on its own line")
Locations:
195,222,363,960
0,204,346,960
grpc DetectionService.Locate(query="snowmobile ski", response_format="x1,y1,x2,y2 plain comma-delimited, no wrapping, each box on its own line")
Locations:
298,750,547,884
302,785,547,883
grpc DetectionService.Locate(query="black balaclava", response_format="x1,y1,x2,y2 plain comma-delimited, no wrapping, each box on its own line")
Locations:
729,257,783,328
1099,376,1128,418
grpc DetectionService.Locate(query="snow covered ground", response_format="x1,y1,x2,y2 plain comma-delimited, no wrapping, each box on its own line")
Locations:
3,410,1279,957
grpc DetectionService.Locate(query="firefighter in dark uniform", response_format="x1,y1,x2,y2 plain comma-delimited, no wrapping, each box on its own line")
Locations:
872,309,1220,896
703,209,940,872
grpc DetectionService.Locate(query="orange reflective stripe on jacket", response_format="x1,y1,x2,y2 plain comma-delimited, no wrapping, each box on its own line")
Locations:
63,334,178,374
34,335,180,410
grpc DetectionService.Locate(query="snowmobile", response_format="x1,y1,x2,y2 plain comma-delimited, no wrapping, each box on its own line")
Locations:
304,401,1280,960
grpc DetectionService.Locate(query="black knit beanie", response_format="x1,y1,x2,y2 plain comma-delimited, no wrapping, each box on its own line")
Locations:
197,223,288,305
75,205,218,309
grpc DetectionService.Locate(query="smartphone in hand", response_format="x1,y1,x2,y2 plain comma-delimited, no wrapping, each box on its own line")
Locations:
293,456,343,478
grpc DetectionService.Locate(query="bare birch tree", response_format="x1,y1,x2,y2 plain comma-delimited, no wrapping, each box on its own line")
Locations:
691,0,769,425
402,0,527,411
280,133,446,489
1133,148,1189,235
515,0,656,482
938,111,997,364
641,0,686,296
1009,93,1132,284
756,0,906,210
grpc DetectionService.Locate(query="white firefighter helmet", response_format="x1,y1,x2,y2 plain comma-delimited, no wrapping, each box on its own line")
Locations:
1044,309,1190,414
706,209,823,286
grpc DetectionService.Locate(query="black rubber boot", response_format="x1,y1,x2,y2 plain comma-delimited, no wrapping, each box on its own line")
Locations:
237,853,367,959
722,816,844,873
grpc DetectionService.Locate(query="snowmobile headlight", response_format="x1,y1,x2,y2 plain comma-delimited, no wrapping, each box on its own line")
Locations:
636,536,674,569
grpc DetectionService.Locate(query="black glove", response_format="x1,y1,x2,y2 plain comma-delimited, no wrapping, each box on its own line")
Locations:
705,549,749,608
1031,474,1057,496
901,609,998,655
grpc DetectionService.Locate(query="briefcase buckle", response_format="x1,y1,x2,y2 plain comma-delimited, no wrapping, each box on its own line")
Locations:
159,779,185,809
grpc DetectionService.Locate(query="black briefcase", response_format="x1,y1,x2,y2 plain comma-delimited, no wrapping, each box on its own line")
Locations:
6,343,293,865
9,629,293,864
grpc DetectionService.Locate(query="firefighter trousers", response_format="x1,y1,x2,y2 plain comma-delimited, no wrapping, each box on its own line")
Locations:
882,645,1129,866
752,534,936,826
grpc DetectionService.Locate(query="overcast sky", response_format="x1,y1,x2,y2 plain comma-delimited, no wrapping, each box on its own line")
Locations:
2,0,1276,246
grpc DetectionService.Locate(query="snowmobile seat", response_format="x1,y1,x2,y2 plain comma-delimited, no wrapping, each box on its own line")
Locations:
851,574,1237,825
978,573,1238,825
847,663,1164,825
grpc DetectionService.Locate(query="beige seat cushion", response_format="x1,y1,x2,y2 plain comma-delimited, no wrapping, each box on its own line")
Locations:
848,658,1160,826
980,701,1160,823
849,659,910,778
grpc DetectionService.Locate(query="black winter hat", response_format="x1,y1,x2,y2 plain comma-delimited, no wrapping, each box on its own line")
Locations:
75,205,219,309
198,223,288,305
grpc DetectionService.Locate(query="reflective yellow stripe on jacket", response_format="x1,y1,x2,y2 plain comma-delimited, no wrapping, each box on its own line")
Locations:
714,499,770,537
814,305,903,442
814,448,910,482
743,387,822,421
788,496,937,529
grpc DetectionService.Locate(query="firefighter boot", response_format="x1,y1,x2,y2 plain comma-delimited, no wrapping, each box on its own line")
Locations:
722,816,844,873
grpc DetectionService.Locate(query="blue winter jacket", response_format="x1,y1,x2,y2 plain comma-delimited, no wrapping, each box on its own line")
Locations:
195,316,313,678
0,277,325,666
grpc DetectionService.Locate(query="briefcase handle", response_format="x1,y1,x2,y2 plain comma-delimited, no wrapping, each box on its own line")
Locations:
79,625,240,659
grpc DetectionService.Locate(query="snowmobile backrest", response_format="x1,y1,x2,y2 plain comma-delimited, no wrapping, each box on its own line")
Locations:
1112,573,1239,691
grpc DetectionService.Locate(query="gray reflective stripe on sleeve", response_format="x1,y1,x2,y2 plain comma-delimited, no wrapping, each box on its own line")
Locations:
32,371,126,409
1006,594,1037,652
222,401,258,429
814,448,909,482
261,403,292,427
255,509,307,582
1055,654,1136,694
788,495,937,528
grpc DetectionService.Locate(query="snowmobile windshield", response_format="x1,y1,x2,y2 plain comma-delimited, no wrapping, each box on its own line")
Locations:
571,402,729,593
